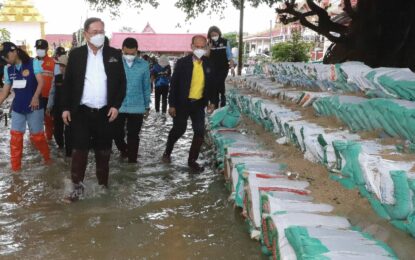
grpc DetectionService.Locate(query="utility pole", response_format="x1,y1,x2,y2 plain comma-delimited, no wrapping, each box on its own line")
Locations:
269,19,273,52
237,0,244,76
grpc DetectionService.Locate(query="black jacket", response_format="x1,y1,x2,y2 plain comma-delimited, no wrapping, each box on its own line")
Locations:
62,45,126,112
168,54,216,109
53,74,64,111
209,37,229,70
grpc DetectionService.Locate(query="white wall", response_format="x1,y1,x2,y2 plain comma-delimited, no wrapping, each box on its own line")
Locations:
0,22,42,56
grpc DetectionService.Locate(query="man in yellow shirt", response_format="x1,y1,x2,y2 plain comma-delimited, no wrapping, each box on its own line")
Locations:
162,35,216,172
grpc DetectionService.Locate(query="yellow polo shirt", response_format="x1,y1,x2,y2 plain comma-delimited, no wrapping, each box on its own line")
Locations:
188,60,205,100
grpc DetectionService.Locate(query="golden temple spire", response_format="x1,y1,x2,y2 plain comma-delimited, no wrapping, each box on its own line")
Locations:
0,0,45,23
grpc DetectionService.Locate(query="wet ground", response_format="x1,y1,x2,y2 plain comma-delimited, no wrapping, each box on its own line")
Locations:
0,107,265,259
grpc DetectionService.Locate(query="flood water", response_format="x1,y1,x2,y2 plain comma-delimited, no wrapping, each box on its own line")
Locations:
0,108,264,259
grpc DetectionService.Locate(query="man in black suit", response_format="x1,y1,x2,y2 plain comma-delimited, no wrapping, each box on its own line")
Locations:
162,35,216,172
62,17,126,202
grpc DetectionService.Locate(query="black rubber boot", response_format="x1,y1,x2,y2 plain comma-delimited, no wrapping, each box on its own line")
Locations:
127,138,139,163
187,136,205,173
95,149,111,187
162,135,177,163
70,149,88,184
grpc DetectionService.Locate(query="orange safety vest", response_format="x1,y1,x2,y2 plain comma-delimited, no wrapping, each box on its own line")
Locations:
40,56,55,98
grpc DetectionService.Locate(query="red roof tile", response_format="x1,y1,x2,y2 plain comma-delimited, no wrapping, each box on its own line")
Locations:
45,34,73,45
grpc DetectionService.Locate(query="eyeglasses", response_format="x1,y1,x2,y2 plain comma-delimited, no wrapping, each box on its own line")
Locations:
87,30,105,36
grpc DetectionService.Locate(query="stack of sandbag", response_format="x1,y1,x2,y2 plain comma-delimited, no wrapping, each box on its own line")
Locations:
284,226,398,260
207,104,399,259
365,67,415,100
243,173,310,238
313,95,415,142
227,88,415,237
209,128,259,169
244,61,415,102
230,156,287,207
262,212,397,260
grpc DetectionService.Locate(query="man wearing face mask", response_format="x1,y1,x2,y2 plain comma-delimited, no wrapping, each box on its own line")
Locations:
162,35,216,172
113,37,150,163
35,39,55,141
61,17,126,203
207,26,234,108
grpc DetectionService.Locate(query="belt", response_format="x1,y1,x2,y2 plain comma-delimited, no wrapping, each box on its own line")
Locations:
188,98,202,103
80,105,107,113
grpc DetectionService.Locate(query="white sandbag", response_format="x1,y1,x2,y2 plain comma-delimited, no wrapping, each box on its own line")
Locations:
270,213,351,260
263,190,313,202
266,197,333,215
246,174,310,229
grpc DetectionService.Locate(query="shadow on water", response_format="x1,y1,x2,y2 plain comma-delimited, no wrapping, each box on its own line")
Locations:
0,109,265,259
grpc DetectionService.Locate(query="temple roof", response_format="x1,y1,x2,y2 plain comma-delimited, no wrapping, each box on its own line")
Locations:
0,0,45,23
142,22,155,34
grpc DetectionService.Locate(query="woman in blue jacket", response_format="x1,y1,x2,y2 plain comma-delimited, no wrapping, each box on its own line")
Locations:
114,38,151,163
0,42,50,171
151,55,171,114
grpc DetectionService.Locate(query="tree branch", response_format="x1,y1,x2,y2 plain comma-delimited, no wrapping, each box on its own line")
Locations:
306,0,348,34
276,0,348,43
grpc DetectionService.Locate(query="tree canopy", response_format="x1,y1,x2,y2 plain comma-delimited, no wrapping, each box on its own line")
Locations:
86,0,415,70
271,30,311,62
0,28,10,42
223,32,238,48
85,0,278,19
276,0,415,70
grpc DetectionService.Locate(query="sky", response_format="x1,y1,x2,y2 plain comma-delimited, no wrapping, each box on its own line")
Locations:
29,0,277,35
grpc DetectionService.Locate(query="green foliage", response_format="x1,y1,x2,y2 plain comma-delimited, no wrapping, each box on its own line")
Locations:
223,32,238,48
120,26,136,32
0,28,10,42
271,30,312,62
86,0,159,15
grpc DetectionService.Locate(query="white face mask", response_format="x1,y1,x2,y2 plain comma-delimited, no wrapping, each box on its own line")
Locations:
212,36,219,42
36,49,46,58
193,49,206,59
89,34,105,48
123,54,136,63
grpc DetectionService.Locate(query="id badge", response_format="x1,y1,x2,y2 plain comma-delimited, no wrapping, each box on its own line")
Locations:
13,80,27,89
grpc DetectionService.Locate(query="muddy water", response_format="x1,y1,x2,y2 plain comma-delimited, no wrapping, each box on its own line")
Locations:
0,110,264,259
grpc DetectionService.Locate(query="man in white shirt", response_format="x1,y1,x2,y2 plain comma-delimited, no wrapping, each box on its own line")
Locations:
61,18,126,203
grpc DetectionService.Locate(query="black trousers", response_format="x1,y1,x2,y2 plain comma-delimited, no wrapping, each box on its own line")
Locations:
113,113,144,150
168,100,205,142
155,85,169,113
71,105,113,150
53,108,72,156
214,68,229,108
70,105,114,186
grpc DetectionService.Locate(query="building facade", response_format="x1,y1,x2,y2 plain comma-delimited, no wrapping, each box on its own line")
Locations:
0,0,45,56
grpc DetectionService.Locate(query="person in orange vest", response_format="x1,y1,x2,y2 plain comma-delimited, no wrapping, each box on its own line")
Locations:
35,39,55,141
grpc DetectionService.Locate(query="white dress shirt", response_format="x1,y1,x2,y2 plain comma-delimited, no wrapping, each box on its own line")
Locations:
81,45,108,109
